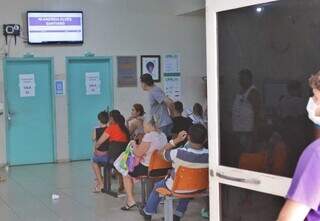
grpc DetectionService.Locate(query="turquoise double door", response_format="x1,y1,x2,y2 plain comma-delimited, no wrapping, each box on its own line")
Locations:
67,57,113,160
4,56,113,165
4,57,56,165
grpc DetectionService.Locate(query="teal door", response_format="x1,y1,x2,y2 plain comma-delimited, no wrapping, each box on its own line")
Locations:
67,56,113,160
4,57,56,165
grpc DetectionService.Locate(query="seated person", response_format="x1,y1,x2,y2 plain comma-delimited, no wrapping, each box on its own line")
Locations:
95,110,130,193
278,138,320,221
171,101,193,145
140,124,209,221
126,103,145,143
188,103,205,126
121,118,167,211
91,111,110,193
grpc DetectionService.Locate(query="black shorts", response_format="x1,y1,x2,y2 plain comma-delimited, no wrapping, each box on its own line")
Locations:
108,142,128,163
128,163,148,178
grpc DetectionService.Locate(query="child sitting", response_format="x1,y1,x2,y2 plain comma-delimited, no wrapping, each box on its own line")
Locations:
95,110,130,194
140,124,209,221
91,111,110,193
188,103,206,126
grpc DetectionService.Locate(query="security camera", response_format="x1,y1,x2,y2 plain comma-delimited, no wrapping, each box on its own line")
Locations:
5,26,14,34
3,24,21,45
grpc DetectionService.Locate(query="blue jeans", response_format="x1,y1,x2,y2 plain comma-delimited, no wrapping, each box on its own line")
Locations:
144,179,191,218
92,153,109,164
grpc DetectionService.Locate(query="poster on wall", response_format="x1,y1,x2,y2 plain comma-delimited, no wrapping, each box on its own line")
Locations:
19,74,36,97
164,73,181,101
164,54,180,73
85,72,101,95
141,55,161,82
117,56,137,87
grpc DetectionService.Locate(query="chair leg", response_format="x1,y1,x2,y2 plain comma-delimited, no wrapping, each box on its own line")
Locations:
146,179,153,199
141,179,146,205
103,166,111,193
164,197,174,221
102,166,118,198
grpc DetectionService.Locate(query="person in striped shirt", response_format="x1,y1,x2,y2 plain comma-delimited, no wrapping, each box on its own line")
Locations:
140,124,209,221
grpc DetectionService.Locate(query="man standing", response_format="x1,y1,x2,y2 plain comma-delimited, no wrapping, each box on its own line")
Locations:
232,69,261,153
140,74,173,137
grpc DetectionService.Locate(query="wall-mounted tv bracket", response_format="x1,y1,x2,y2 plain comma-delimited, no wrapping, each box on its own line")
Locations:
3,24,21,45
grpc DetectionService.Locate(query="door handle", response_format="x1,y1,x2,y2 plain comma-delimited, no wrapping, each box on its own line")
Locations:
7,111,14,121
216,172,261,185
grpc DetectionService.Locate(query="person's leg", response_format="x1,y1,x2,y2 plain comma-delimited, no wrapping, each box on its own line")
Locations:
123,175,136,206
201,196,210,219
92,162,103,190
143,179,166,215
115,170,124,192
92,154,109,190
174,199,191,218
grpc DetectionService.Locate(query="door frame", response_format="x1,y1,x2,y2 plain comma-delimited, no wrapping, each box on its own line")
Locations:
3,57,57,165
65,56,114,160
205,0,292,220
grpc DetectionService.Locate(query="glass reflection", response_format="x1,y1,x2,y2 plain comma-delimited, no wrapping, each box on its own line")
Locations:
218,0,318,177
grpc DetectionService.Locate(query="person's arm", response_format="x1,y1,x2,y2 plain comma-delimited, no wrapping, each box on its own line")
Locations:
247,89,261,115
152,88,174,115
160,130,187,158
133,142,151,157
277,200,310,221
164,96,175,116
278,148,320,221
92,129,96,142
126,116,135,127
95,133,110,149
128,119,138,136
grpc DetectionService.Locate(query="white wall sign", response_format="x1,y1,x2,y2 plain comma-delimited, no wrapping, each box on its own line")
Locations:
164,54,180,73
85,72,101,95
19,74,35,97
164,73,181,101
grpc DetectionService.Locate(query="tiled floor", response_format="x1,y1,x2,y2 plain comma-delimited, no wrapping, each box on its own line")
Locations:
0,161,207,221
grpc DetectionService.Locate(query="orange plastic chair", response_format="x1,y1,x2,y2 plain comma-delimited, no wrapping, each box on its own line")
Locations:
271,141,287,176
148,150,172,177
140,150,172,205
156,166,209,198
156,166,209,221
239,151,268,173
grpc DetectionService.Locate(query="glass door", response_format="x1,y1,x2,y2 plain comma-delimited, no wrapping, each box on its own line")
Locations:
207,0,318,220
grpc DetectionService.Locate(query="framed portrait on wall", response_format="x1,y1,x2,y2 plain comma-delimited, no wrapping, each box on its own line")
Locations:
141,55,161,82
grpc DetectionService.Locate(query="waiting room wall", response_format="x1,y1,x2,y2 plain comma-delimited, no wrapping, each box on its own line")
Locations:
0,0,206,164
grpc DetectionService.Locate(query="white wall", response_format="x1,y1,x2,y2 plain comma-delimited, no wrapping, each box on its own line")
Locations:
0,0,206,164
174,0,205,15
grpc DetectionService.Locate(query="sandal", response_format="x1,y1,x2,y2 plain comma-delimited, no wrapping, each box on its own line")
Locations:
0,176,5,182
92,183,102,193
121,203,137,211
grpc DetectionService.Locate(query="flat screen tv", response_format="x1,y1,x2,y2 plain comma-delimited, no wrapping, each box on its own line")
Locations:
27,11,84,44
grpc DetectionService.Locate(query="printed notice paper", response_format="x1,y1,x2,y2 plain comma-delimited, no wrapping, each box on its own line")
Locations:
164,73,181,101
164,54,180,73
85,72,101,95
19,74,35,97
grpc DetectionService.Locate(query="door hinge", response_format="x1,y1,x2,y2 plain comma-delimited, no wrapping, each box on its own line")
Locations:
210,169,214,177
